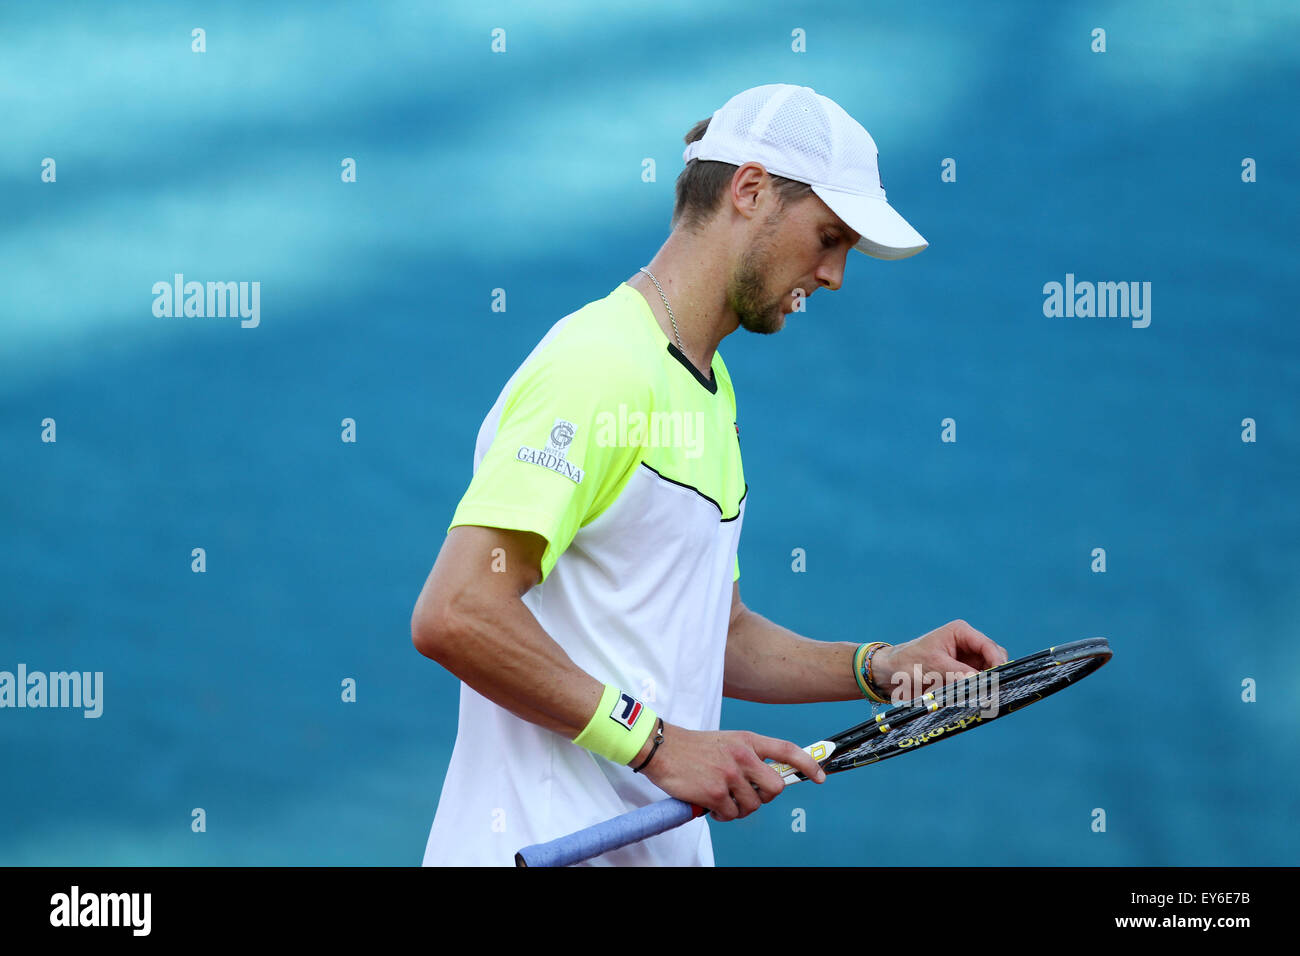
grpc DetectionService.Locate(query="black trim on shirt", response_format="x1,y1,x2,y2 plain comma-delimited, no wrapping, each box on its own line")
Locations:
640,462,747,520
666,343,718,395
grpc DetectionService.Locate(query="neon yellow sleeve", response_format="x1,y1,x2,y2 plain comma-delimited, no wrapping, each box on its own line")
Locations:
719,353,741,584
448,336,651,582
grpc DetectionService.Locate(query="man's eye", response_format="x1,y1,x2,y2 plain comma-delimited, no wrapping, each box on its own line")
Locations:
821,234,837,248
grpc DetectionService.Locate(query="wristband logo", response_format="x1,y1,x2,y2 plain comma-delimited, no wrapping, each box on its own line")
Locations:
610,692,644,730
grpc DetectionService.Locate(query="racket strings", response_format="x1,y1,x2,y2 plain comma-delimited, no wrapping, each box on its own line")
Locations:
831,653,1103,767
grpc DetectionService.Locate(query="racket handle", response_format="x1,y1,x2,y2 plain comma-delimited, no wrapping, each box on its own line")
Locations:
514,798,704,867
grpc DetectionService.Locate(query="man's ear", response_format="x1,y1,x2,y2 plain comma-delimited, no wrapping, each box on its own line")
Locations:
730,162,772,220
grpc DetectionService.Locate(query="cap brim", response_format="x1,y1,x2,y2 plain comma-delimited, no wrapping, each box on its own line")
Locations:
810,184,928,260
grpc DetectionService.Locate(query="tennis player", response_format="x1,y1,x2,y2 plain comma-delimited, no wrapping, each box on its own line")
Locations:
412,84,1007,866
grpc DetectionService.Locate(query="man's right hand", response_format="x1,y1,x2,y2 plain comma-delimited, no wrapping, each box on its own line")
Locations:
636,725,827,821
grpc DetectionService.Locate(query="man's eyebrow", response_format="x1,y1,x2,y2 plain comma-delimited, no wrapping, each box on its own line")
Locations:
822,220,861,244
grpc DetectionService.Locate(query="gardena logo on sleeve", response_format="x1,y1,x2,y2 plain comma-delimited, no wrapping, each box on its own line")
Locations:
0,664,103,717
517,418,585,484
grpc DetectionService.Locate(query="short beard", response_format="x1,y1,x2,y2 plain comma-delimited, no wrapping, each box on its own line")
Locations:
727,213,787,335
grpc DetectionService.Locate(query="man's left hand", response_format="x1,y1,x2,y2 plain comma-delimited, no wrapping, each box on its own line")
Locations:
871,620,1008,703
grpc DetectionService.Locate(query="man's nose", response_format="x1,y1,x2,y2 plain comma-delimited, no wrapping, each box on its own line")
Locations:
815,260,844,292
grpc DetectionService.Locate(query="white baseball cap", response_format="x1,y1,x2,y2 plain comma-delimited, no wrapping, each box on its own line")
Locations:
682,84,927,260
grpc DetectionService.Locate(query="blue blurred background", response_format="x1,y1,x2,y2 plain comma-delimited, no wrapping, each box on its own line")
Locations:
2,0,1297,866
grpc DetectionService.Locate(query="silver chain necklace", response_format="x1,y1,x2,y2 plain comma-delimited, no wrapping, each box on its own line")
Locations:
638,267,686,357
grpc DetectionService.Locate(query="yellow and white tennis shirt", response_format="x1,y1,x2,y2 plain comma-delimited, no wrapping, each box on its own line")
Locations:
422,282,747,866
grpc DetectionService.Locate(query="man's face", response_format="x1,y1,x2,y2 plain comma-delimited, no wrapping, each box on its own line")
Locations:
727,193,860,335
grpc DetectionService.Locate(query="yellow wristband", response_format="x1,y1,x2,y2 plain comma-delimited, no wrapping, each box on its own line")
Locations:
573,683,658,766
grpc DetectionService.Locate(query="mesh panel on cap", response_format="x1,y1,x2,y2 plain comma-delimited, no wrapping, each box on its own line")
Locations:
763,89,833,166
832,113,883,193
735,92,764,138
714,85,880,196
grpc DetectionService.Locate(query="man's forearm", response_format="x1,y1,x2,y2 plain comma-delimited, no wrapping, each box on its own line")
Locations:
411,527,609,740
723,606,865,704
418,588,608,738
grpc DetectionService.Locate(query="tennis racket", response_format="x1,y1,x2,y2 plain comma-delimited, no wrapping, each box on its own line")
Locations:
514,636,1111,866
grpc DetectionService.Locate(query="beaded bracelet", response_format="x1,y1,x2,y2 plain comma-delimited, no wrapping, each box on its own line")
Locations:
865,642,892,703
854,641,892,704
